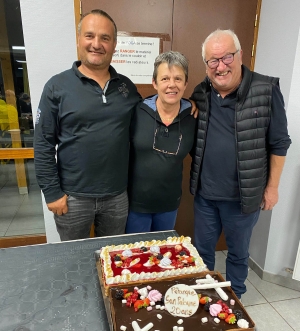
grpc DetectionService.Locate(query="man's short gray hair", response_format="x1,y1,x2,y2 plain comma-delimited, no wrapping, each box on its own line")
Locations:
153,51,189,83
202,29,241,62
78,9,117,40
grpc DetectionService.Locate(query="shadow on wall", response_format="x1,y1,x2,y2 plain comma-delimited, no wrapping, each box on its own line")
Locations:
283,165,300,273
250,164,300,277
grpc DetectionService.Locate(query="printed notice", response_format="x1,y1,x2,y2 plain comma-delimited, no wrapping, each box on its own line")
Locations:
112,36,160,84
164,284,199,317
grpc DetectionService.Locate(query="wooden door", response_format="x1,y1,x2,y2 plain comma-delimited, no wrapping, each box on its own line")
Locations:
172,0,259,248
80,0,260,249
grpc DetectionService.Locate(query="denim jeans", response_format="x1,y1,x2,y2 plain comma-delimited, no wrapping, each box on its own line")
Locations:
125,210,178,233
194,194,260,298
54,191,128,241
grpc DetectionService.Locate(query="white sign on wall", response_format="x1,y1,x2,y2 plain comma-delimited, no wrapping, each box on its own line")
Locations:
112,36,160,84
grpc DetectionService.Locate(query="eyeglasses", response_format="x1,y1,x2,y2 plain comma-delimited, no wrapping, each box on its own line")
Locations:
205,50,239,69
153,127,182,155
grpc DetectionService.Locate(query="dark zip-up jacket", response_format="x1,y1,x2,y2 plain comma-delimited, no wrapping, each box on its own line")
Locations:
190,65,291,214
128,95,196,213
34,62,141,203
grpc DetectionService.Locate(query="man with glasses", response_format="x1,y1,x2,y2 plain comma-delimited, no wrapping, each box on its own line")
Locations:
190,29,291,300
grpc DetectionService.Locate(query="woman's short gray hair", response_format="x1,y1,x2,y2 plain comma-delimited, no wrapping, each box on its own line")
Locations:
153,51,189,83
202,29,241,62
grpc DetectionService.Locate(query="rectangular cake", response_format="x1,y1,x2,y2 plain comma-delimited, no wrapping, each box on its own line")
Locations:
108,272,255,331
98,236,207,295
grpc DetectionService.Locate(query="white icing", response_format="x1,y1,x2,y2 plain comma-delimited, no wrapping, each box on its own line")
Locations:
237,319,249,328
122,249,133,257
138,287,148,297
159,257,173,268
150,246,160,255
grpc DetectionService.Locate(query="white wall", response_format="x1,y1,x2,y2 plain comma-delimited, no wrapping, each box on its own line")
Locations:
20,0,78,242
251,0,300,276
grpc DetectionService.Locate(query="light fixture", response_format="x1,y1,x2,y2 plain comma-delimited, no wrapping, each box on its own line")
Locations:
12,46,25,50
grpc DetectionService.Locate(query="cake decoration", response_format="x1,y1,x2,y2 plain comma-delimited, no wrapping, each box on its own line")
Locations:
97,238,254,330
147,289,162,302
107,274,255,331
138,287,149,298
237,319,249,328
122,249,133,257
205,274,229,301
158,257,174,268
132,320,154,331
233,309,243,320
99,236,207,293
201,316,208,323
199,296,211,304
218,312,228,320
164,284,199,317
209,303,222,316
225,313,237,324
150,246,160,255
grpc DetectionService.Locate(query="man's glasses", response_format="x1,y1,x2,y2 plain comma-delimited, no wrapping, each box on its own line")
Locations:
153,127,182,155
205,50,239,69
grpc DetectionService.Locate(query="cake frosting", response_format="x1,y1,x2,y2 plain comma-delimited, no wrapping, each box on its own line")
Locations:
108,273,255,331
100,236,207,291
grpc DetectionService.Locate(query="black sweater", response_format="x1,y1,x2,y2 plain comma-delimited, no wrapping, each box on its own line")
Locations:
128,95,196,213
34,62,141,203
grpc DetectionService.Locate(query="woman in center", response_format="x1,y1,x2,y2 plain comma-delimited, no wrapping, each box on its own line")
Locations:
126,51,196,233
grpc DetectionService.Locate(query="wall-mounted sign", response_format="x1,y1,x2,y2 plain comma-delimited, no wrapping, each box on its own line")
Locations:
112,36,160,84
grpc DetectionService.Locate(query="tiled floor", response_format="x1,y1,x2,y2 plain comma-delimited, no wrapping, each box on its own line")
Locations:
0,160,45,237
215,251,300,331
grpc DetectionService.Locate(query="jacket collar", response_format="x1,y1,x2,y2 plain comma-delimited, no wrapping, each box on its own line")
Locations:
72,61,120,81
139,94,192,123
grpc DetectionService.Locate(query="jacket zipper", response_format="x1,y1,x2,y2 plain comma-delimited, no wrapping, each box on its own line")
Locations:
195,94,210,189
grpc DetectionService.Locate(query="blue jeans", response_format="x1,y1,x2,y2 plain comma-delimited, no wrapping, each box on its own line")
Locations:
194,194,260,298
125,210,178,233
54,191,128,241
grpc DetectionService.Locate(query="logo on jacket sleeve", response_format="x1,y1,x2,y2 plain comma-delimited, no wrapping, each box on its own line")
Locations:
35,108,41,124
118,83,129,98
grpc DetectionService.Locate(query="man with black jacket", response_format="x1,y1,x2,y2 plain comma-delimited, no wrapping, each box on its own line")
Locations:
34,10,141,241
190,29,291,299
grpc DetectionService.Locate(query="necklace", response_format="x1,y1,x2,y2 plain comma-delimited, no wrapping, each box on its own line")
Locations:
157,109,179,123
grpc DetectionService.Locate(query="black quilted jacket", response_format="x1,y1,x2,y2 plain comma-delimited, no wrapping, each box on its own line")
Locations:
190,65,279,214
